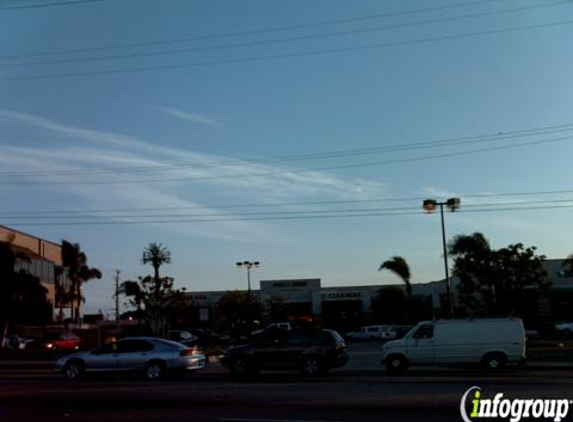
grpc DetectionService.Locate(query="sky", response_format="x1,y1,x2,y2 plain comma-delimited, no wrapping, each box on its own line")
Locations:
1,0,573,317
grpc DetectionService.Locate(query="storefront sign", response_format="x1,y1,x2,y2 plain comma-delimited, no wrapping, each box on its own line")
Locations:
321,291,363,301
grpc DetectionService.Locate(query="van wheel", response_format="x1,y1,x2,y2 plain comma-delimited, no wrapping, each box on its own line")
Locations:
482,353,506,371
386,354,408,374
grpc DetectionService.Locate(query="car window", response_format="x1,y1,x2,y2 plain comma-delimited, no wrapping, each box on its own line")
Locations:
92,342,118,355
309,331,332,346
328,330,344,343
286,332,308,346
116,340,154,353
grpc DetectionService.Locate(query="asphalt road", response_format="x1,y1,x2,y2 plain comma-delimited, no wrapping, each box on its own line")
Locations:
1,341,572,422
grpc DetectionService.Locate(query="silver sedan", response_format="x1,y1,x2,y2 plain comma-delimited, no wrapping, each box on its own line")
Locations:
55,337,206,380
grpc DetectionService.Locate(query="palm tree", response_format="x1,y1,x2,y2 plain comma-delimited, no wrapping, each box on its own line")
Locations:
142,243,171,296
379,256,412,297
117,279,145,322
448,232,491,257
61,240,102,322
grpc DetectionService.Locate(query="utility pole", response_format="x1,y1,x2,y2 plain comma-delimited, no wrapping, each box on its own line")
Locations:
114,269,121,331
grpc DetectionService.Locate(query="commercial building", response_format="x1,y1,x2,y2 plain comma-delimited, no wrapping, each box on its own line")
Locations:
0,225,62,318
186,277,447,332
185,259,572,331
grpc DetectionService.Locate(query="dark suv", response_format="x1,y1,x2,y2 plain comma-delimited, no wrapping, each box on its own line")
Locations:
221,328,348,376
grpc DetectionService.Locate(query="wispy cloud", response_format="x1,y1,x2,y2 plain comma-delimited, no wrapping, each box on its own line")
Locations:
155,106,220,127
0,109,390,240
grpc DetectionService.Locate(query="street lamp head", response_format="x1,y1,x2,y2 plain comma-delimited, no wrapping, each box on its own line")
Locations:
423,199,437,213
446,197,461,212
253,261,260,267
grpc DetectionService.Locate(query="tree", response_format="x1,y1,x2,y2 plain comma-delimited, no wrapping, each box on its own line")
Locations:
120,275,185,337
215,291,263,337
0,242,49,345
371,287,408,324
447,232,493,312
378,256,412,297
562,254,573,276
61,240,102,322
448,232,548,317
142,242,171,296
120,243,185,336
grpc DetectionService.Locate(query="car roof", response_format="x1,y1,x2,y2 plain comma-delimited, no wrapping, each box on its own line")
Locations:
115,336,186,346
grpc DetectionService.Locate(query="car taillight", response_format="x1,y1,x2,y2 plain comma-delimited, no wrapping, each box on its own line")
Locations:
180,346,201,356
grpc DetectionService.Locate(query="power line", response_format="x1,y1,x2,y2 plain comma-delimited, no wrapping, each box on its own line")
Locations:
0,188,572,216
0,0,512,59
4,202,573,227
2,19,572,82
3,1,567,69
2,199,572,221
1,122,572,178
0,135,567,186
0,0,133,12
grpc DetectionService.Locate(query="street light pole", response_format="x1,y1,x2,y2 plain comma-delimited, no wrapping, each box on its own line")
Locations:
236,260,261,294
423,197,460,318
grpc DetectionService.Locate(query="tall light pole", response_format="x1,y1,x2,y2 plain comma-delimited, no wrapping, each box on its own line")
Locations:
114,269,121,332
236,261,261,294
423,197,461,318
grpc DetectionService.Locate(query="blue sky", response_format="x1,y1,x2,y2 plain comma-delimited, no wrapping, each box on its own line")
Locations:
1,0,572,316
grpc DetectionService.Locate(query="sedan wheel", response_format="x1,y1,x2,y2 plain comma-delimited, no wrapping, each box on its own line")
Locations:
63,361,84,380
145,361,166,380
302,356,323,377
229,357,251,376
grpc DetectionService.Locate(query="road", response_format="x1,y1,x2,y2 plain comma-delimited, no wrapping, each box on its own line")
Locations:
1,342,572,422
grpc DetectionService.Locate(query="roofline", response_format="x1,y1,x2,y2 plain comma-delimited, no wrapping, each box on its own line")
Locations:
0,224,61,248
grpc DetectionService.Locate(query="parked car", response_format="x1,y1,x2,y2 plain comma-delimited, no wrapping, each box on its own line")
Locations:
381,318,526,373
346,325,413,341
346,325,388,340
555,322,573,338
55,337,206,380
42,331,82,351
250,322,293,337
221,328,348,377
7,335,38,350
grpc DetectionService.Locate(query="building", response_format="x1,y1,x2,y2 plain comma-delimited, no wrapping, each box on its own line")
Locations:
184,259,573,332
0,225,62,319
185,277,444,333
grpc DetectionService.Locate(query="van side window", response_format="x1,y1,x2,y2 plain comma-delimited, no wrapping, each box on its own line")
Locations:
413,325,434,340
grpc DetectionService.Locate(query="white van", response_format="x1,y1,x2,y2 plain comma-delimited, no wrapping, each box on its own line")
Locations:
381,318,526,372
